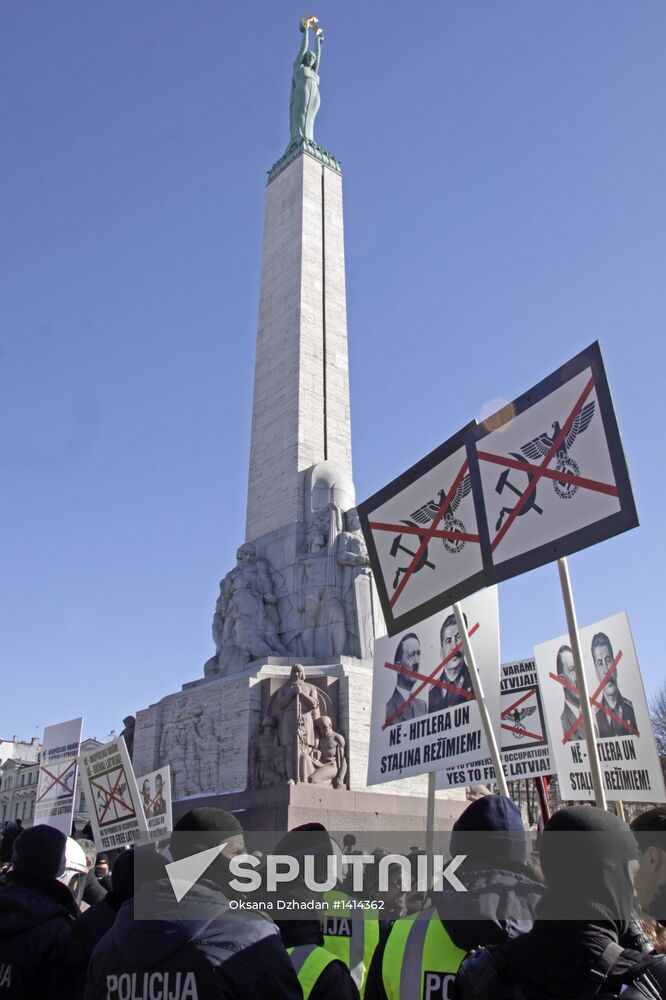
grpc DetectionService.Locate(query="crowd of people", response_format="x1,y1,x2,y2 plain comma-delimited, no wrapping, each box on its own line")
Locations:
0,797,664,999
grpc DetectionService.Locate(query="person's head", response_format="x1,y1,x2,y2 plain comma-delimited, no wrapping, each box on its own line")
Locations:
302,50,316,68
112,846,168,903
123,716,135,731
539,805,639,934
11,824,67,880
591,632,618,700
346,508,360,532
291,663,305,682
556,644,578,706
450,794,526,869
315,716,333,737
15,819,22,829
155,773,163,796
274,822,337,894
440,613,467,682
236,542,256,567
170,807,245,864
631,807,666,919
94,854,110,879
395,633,421,689
78,838,97,872
142,779,151,801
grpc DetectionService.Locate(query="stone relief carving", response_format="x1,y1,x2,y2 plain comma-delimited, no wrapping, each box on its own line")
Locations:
249,716,287,788
158,702,220,799
249,665,348,789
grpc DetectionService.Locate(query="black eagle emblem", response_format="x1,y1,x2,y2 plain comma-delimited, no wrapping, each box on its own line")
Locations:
519,401,596,500
408,473,472,526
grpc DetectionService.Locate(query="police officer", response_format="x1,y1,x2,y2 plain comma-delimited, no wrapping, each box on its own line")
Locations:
273,824,361,999
364,795,543,1000
281,823,381,996
0,824,79,1000
84,808,302,1000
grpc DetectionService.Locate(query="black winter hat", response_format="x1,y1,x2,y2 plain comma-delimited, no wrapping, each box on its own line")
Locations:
450,794,526,865
12,824,67,878
539,805,639,933
170,808,243,862
111,847,168,901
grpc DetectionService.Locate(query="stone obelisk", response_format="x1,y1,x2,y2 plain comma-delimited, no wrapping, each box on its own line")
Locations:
246,147,352,541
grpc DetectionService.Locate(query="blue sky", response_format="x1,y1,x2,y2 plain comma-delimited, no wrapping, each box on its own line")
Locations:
2,1,664,745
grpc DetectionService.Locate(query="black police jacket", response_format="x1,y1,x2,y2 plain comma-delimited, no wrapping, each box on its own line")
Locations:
456,921,666,1000
0,872,79,1000
84,876,302,1000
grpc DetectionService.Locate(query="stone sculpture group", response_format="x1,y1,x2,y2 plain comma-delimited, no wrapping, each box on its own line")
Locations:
250,665,347,789
205,484,376,677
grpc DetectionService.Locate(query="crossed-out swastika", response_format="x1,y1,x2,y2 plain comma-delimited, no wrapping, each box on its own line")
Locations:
36,760,77,803
478,375,619,555
500,689,542,742
370,459,480,610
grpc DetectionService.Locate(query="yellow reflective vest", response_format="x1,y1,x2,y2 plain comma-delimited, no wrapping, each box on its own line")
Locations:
381,909,466,1000
287,944,339,1000
321,889,381,996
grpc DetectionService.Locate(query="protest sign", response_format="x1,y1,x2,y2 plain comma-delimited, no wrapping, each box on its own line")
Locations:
358,424,484,635
136,765,172,840
34,717,83,835
78,736,148,851
367,587,500,789
468,342,638,584
499,659,554,780
534,611,665,802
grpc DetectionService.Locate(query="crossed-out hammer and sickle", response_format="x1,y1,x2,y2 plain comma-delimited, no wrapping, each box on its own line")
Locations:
494,453,544,533
390,527,435,589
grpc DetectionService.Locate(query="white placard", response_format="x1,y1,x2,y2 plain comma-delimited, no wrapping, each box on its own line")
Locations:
78,736,149,852
136,765,172,840
499,659,554,781
34,717,83,835
534,611,665,802
368,587,500,789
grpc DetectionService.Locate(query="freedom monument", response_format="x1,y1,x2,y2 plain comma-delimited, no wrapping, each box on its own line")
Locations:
131,19,465,829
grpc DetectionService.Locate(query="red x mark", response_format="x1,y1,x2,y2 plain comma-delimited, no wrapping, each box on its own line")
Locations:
369,459,477,610
382,621,479,730
478,374,619,553
500,689,542,742
92,769,133,825
36,760,77,803
549,649,638,743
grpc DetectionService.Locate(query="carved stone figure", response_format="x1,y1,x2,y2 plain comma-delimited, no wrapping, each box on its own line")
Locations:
159,713,187,798
310,715,347,788
249,716,287,788
289,18,323,146
275,664,322,783
120,716,136,759
206,542,288,676
297,510,346,658
337,507,375,658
